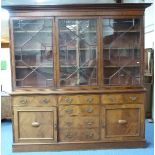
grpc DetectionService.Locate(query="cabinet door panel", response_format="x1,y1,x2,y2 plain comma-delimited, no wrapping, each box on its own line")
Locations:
14,107,57,143
102,18,141,86
101,104,144,141
12,18,54,88
58,19,98,87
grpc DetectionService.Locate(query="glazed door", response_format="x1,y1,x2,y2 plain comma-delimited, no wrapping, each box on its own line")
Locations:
57,18,98,87
102,18,142,86
12,18,54,88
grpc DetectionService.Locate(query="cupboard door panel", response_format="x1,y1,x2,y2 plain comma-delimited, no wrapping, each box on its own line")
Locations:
101,104,144,141
12,18,54,88
102,18,141,86
58,19,98,87
14,107,57,143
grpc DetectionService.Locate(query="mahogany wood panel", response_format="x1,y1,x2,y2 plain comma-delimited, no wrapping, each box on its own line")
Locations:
14,107,57,143
101,104,145,141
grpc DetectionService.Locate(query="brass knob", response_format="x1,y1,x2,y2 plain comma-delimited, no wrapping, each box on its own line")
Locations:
65,133,73,138
87,97,94,103
65,122,73,127
32,121,40,127
109,96,115,102
41,98,49,104
20,99,28,105
85,133,94,138
65,98,73,104
86,107,93,113
129,96,137,101
65,109,73,114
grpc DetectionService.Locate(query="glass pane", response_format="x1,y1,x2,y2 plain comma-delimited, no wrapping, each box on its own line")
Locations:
58,19,97,86
103,18,141,86
13,18,53,87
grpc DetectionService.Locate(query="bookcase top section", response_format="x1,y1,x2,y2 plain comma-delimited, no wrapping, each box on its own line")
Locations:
2,3,151,11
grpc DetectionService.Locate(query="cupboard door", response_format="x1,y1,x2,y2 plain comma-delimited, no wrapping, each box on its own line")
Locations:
12,18,54,88
102,18,142,86
101,104,144,141
14,107,57,143
58,18,98,87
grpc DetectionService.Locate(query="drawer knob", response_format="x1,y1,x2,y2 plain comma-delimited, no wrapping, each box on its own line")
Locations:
65,133,73,138
65,98,73,104
86,121,94,126
32,121,40,127
41,98,49,104
20,99,28,105
118,120,127,124
129,96,137,101
65,109,73,114
86,133,94,138
86,107,93,113
65,122,73,127
109,96,115,102
87,97,94,103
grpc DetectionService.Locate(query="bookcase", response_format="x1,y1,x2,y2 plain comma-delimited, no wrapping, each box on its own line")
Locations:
3,3,151,152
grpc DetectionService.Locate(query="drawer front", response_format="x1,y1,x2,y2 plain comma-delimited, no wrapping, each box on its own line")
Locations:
59,116,99,129
58,95,99,105
58,95,78,104
14,107,57,143
101,94,123,104
59,128,99,141
124,93,145,104
101,104,144,140
101,93,144,104
12,95,57,106
59,105,99,116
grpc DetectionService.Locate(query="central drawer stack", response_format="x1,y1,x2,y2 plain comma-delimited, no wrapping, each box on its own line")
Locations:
58,95,100,142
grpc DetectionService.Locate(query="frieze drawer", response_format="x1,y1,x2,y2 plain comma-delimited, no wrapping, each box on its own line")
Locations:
58,95,99,105
12,95,57,107
101,93,144,104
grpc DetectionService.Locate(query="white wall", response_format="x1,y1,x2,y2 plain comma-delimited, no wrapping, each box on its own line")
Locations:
0,48,12,94
145,0,154,49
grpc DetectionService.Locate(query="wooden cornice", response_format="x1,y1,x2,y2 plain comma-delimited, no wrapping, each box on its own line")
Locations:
2,3,152,11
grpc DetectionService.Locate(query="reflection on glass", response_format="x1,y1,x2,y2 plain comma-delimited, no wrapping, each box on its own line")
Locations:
59,19,97,86
103,18,141,85
13,19,53,87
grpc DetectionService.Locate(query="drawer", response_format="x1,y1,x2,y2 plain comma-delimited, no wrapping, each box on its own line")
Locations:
59,116,99,129
14,107,57,143
101,94,123,104
58,95,99,105
124,93,145,104
101,104,144,140
12,95,57,106
79,95,99,104
58,95,78,104
101,93,144,104
59,105,99,116
59,128,99,141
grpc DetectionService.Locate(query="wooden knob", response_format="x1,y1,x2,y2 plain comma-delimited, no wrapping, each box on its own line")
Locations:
32,121,40,127
118,119,127,124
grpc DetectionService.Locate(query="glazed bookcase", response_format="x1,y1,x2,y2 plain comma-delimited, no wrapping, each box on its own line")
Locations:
3,3,151,152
